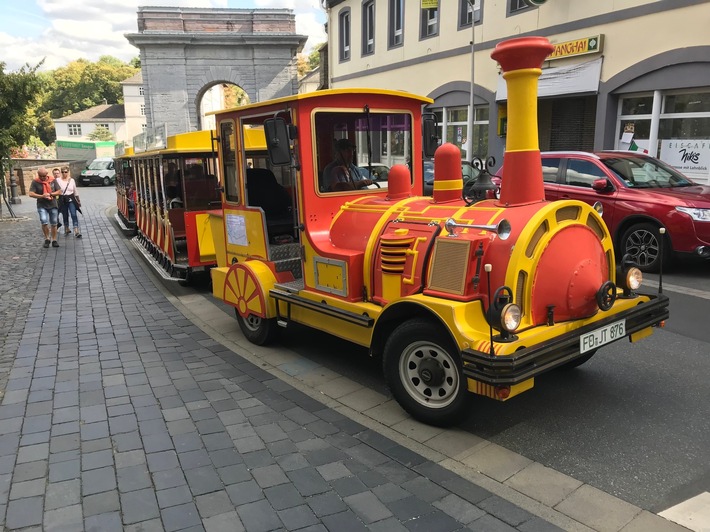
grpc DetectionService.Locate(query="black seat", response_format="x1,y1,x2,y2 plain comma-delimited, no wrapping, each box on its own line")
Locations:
246,168,291,220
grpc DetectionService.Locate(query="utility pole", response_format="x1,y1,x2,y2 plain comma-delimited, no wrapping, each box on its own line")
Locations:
466,0,476,162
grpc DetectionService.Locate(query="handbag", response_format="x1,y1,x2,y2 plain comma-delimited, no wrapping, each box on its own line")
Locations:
74,194,82,208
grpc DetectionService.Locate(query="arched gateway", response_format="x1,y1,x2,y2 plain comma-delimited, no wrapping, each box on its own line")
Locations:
126,7,307,136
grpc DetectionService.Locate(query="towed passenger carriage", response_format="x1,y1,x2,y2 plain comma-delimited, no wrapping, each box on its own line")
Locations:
115,144,136,233
209,37,670,426
128,130,222,281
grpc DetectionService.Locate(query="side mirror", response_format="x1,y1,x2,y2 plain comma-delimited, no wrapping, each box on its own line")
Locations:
263,117,292,166
592,178,610,191
422,113,439,158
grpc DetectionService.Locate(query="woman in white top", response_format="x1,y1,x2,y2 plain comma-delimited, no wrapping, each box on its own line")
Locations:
55,166,81,238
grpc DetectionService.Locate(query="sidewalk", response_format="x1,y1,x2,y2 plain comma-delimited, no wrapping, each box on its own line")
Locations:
0,195,688,531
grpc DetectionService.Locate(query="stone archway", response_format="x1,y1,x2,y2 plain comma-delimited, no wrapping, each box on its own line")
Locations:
126,6,307,136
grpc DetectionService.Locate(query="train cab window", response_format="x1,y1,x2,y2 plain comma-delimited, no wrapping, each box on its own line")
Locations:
220,121,239,203
314,110,412,194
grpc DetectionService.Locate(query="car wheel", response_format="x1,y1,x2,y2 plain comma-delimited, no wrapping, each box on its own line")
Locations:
620,222,670,273
383,318,468,427
236,309,278,346
102,177,111,186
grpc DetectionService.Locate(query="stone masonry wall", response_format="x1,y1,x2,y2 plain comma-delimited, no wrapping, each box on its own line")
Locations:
127,7,307,137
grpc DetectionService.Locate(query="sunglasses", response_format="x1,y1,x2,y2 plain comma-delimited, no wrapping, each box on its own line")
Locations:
61,171,69,173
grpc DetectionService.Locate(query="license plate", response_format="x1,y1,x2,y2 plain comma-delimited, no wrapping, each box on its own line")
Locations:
580,319,626,353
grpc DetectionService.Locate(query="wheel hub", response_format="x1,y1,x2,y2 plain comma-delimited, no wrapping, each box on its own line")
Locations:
418,359,445,387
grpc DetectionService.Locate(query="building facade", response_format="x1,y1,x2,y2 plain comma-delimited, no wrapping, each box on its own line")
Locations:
121,72,148,143
324,0,710,183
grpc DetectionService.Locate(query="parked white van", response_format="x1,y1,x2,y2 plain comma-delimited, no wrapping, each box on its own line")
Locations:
80,157,116,186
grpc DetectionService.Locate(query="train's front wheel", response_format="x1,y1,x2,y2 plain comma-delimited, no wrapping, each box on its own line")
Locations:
236,310,277,346
383,319,468,427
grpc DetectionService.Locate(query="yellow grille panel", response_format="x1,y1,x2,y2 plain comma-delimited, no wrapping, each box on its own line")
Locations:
526,221,548,258
428,239,470,295
586,215,605,240
516,270,527,314
556,205,581,223
380,238,414,274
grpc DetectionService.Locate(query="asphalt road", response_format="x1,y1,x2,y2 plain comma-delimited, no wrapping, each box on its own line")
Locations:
94,184,710,517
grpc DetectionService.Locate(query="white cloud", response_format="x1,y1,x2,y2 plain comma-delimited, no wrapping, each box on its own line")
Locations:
1,0,326,71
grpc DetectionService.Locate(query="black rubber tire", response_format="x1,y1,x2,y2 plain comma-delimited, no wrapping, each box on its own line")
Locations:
620,222,670,273
236,309,278,346
383,318,469,427
557,349,597,370
103,177,111,186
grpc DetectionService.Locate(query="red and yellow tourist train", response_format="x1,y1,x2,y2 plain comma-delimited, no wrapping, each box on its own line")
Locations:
202,36,668,425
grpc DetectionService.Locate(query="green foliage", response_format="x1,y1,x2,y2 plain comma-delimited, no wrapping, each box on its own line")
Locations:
130,57,141,69
0,61,43,175
308,44,325,70
39,56,137,120
88,125,115,141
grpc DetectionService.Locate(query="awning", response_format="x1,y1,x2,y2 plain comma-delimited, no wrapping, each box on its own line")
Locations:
495,57,603,101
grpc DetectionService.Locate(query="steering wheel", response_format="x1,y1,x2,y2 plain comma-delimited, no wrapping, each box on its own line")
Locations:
365,180,381,189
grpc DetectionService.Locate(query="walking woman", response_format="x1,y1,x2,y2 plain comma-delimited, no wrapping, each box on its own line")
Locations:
56,166,82,238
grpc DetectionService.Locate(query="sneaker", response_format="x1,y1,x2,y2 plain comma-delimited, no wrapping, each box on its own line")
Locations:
51,241,59,248
65,230,71,236
43,239,50,248
75,231,82,238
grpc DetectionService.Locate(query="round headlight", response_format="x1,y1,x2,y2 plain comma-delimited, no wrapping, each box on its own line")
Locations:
500,303,522,332
626,267,643,290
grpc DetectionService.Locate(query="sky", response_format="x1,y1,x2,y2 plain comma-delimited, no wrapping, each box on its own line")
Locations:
0,0,327,71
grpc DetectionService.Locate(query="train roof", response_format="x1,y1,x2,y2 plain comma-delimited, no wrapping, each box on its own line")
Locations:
208,88,434,117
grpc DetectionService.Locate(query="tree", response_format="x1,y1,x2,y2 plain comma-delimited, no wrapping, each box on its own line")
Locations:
308,44,325,70
296,54,310,77
0,61,43,188
88,126,115,141
40,56,137,120
130,57,141,69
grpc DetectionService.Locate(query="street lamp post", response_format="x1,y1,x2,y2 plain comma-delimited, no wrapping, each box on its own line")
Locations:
466,0,476,162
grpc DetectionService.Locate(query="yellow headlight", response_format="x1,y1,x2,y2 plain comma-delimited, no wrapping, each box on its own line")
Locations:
626,267,643,290
501,303,521,332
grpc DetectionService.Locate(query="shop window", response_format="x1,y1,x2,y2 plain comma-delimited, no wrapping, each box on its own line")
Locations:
362,1,375,56
339,8,351,62
421,8,438,39
621,96,653,115
664,92,710,114
389,0,404,48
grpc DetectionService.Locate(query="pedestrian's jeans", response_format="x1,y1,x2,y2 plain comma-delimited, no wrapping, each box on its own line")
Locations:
60,200,79,229
37,207,58,226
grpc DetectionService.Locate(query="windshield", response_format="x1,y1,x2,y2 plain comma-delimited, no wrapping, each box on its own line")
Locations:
88,160,112,170
315,110,412,193
602,156,694,188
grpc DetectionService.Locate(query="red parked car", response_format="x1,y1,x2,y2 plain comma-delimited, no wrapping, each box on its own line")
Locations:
495,151,710,272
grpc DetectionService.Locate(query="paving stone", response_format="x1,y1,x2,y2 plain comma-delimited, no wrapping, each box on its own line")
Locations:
194,490,232,518
117,464,152,493
202,510,245,532
111,431,143,452
5,495,44,528
83,490,121,517
43,503,84,531
49,459,80,482
401,476,450,503
251,463,289,488
152,468,188,490
179,448,212,470
185,465,223,496
343,490,393,524
157,484,195,509
209,448,242,468
81,449,114,471
389,496,434,520
263,483,306,512
84,511,123,532
477,494,537,527
10,478,46,499
13,460,48,482
120,488,160,525
115,450,147,469
226,479,264,506
433,493,487,524
82,466,117,496
307,491,348,517
320,509,368,532
161,501,203,531
277,504,319,530
45,479,81,510
236,499,283,532
331,475,369,497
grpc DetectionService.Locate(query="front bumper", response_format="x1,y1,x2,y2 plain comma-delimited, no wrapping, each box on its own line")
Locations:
461,293,669,386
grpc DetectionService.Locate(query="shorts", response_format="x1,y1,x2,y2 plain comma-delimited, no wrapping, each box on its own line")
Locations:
37,207,59,226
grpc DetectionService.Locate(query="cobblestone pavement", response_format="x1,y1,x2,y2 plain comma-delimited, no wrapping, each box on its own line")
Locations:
0,194,563,531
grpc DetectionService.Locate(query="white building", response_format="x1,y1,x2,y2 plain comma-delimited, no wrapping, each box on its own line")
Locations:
323,0,710,183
